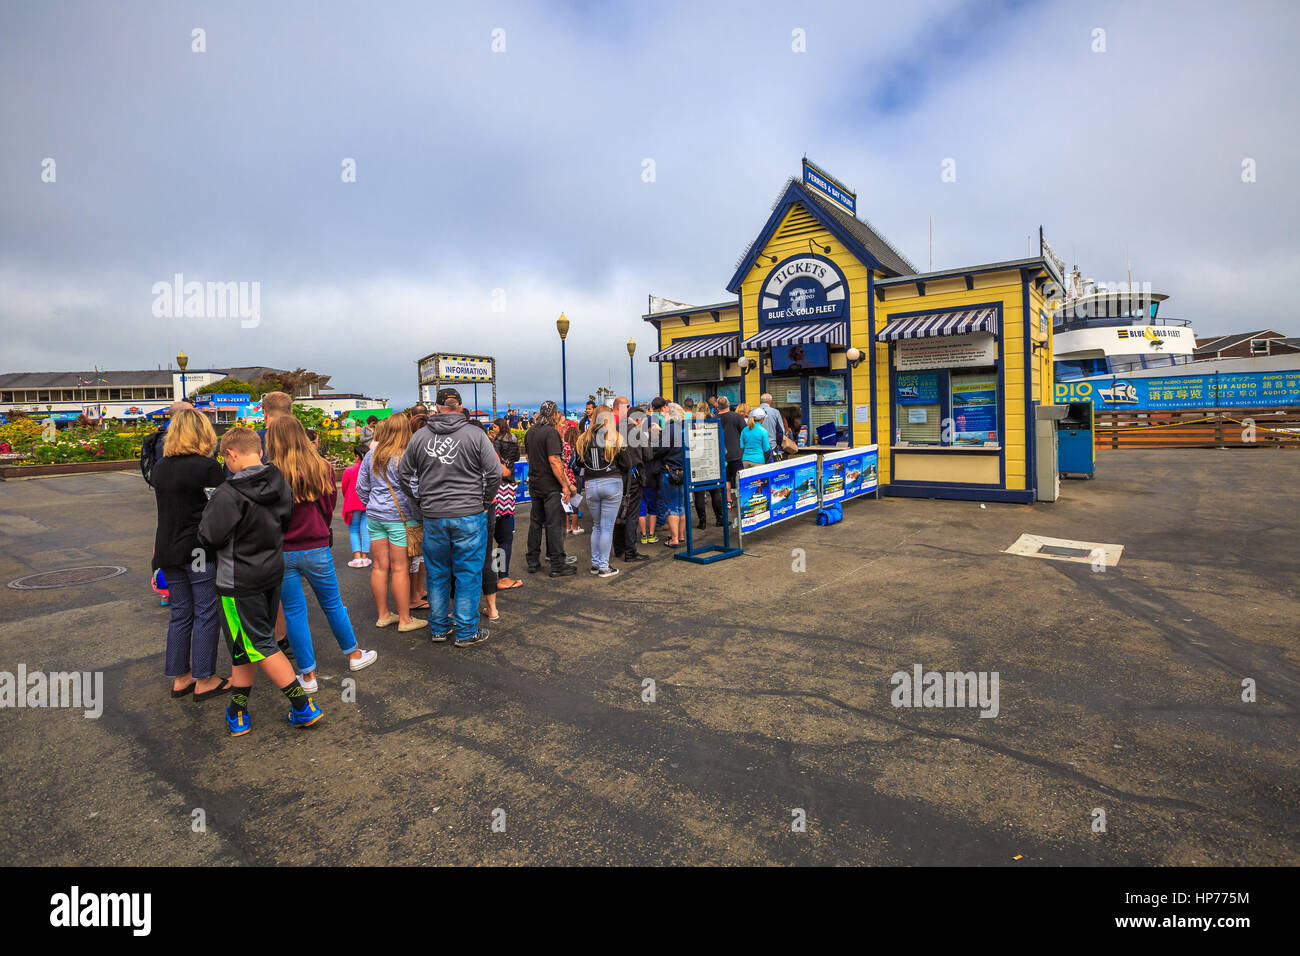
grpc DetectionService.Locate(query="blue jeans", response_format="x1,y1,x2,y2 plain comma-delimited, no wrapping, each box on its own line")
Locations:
584,476,623,570
162,563,219,678
423,512,489,642
281,546,359,675
348,512,370,553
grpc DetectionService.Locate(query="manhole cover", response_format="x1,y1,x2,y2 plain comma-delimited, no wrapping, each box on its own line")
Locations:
1003,534,1124,567
1039,545,1093,558
7,566,128,590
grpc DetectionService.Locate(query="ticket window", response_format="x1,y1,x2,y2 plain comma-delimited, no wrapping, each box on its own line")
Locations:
767,373,848,443
894,368,1000,446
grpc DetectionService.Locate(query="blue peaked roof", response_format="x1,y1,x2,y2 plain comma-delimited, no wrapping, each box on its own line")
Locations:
726,178,917,294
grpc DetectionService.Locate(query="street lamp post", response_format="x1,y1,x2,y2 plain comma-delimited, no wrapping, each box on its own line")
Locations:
626,339,636,406
176,351,189,401
556,313,570,417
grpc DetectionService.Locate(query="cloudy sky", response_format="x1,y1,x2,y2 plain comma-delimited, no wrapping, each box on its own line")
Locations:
3,0,1296,409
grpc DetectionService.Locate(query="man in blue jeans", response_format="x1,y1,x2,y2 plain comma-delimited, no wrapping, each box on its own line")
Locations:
398,387,502,647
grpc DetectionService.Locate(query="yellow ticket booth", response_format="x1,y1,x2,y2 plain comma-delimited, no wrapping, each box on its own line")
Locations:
644,158,1058,503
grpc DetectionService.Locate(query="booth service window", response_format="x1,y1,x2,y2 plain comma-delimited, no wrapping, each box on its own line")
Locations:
895,368,999,447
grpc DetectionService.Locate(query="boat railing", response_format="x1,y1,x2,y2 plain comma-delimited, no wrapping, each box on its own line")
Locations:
1052,316,1193,332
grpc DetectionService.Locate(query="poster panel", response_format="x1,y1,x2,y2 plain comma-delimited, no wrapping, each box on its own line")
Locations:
736,454,819,533
821,445,879,503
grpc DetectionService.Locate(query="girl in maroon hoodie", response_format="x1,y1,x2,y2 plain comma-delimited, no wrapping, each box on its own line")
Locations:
265,417,378,692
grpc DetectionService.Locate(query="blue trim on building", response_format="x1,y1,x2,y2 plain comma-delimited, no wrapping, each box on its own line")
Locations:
1021,273,1036,498
867,270,877,451
881,300,1006,489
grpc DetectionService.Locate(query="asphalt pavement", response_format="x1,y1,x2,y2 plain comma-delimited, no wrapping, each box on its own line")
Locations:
0,449,1296,865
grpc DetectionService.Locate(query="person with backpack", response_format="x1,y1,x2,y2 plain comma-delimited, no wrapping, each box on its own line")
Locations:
654,402,687,548
141,401,192,488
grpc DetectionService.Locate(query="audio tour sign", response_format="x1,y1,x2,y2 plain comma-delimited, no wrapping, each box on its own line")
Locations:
759,256,847,325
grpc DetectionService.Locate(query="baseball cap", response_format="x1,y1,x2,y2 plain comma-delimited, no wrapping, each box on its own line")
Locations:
436,387,462,407
752,407,767,420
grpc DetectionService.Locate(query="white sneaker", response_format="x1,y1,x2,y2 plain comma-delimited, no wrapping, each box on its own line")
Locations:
598,567,620,579
573,527,585,535
348,648,378,671
297,674,318,693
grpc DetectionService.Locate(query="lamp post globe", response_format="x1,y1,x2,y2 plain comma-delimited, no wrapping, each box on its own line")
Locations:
556,313,570,417
627,339,636,405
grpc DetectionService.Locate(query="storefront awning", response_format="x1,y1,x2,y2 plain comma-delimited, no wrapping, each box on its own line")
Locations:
876,308,998,342
648,333,740,362
739,321,847,350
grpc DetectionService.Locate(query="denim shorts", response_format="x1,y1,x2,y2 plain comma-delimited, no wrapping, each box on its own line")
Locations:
659,474,685,516
367,516,408,546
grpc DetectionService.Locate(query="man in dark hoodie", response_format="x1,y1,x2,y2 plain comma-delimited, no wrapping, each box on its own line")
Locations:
198,426,322,736
399,387,502,648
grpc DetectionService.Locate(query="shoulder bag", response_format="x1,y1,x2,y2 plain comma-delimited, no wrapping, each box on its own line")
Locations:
379,466,423,559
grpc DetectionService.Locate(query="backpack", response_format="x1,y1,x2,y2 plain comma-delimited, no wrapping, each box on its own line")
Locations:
140,427,165,487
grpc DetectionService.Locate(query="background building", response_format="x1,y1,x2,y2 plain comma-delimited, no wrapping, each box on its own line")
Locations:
0,365,384,423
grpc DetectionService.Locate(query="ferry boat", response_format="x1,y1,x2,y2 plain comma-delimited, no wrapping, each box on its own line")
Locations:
1051,267,1300,409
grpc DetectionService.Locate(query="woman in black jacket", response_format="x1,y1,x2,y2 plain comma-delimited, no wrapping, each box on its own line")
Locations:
152,407,229,700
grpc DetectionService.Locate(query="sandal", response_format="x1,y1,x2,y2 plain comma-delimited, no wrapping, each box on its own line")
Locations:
410,600,430,610
170,681,195,699
193,676,234,701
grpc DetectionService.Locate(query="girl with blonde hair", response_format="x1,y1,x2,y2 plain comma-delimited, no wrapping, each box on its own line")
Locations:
357,413,426,631
265,416,377,693
574,406,629,577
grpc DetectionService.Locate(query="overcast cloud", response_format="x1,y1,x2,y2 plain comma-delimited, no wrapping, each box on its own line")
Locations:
2,0,1296,408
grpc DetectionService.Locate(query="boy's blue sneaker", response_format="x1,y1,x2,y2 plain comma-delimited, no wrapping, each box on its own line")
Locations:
227,710,251,737
287,698,324,728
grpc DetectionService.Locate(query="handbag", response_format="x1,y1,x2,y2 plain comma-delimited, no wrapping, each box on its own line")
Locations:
781,434,799,455
665,461,685,485
379,467,423,559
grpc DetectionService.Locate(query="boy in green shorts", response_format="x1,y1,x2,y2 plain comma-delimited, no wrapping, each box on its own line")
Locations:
199,426,324,735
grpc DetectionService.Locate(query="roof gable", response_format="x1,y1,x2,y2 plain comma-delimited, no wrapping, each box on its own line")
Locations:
726,179,916,293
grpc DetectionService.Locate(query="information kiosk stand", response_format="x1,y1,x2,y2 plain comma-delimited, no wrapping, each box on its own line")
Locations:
676,419,743,564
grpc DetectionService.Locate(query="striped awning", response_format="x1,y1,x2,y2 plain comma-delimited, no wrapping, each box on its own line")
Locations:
648,333,740,363
876,308,998,342
739,321,847,350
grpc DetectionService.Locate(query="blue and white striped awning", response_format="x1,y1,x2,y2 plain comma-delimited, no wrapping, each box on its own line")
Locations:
740,321,847,350
648,333,740,362
876,308,998,342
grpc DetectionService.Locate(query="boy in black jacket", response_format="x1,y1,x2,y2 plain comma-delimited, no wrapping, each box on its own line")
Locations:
198,427,324,736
